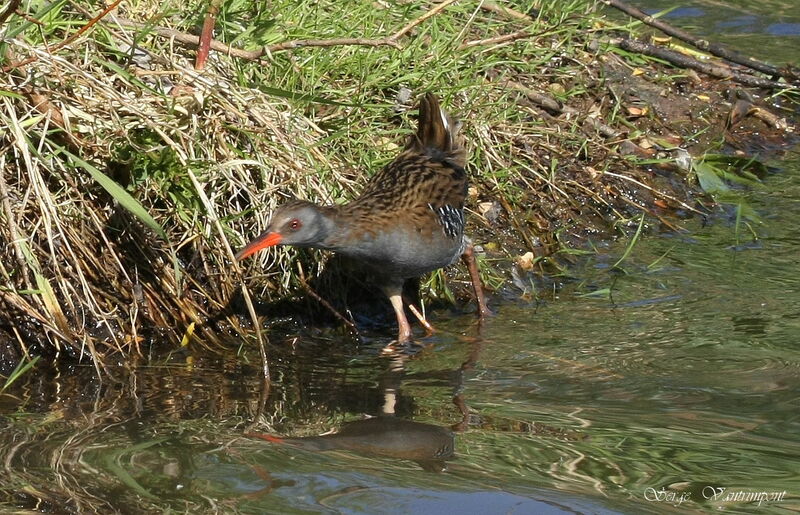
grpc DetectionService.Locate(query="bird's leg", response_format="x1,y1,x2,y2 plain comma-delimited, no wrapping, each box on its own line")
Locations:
461,243,492,318
385,286,413,342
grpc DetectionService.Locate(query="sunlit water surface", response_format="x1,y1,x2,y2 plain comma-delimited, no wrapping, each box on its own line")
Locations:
3,3,800,514
630,0,800,63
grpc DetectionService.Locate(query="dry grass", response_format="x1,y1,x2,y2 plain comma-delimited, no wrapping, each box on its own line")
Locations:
1,12,334,361
0,0,795,368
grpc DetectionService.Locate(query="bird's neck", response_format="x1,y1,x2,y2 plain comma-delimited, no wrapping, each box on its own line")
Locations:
312,203,380,252
309,204,348,250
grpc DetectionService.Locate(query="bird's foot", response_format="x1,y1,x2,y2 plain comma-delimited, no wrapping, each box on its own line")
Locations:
476,302,494,319
381,338,430,357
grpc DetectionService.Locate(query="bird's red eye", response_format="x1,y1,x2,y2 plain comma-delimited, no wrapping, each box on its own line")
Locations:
288,218,302,231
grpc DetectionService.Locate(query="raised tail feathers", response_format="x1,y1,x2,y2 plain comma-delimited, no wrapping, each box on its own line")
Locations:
413,93,465,167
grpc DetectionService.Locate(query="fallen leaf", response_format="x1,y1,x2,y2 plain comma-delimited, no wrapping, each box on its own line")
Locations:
181,322,195,347
626,105,648,117
477,201,495,214
516,251,537,271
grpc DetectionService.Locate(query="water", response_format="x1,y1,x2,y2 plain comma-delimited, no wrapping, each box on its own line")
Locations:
3,3,800,514
630,0,800,63
5,169,799,514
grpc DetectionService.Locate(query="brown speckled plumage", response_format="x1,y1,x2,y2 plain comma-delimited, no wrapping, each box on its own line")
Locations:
336,93,466,245
237,93,489,342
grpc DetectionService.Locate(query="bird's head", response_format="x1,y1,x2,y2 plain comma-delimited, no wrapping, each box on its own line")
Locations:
235,200,333,260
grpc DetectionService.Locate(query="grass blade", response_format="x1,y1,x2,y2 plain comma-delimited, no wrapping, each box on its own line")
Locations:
693,160,729,193
613,213,646,270
1,356,40,392
62,149,168,240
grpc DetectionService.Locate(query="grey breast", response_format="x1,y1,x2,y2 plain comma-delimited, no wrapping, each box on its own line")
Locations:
339,225,464,279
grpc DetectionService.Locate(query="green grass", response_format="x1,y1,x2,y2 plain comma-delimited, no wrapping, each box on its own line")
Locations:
1,356,40,393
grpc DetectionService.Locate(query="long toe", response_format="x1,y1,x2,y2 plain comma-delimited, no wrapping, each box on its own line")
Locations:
408,303,435,336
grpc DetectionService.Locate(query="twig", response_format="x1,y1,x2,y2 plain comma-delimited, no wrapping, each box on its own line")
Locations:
195,0,222,70
0,0,21,26
296,263,359,334
617,38,790,90
480,1,531,22
601,0,798,82
407,303,435,335
615,192,683,232
501,78,564,114
14,8,43,25
459,29,535,50
387,0,460,43
2,0,123,72
750,107,791,131
602,169,703,215
500,79,620,137
584,115,621,139
267,37,400,53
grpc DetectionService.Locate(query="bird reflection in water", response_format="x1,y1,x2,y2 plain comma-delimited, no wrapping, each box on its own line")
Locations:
250,416,455,473
246,342,484,473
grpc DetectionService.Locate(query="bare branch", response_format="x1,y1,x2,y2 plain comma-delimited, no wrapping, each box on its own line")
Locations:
195,0,223,70
267,37,401,53
617,38,790,90
388,0,460,42
601,0,800,82
3,0,123,72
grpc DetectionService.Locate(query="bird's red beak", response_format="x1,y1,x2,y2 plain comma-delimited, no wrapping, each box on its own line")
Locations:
235,232,283,260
